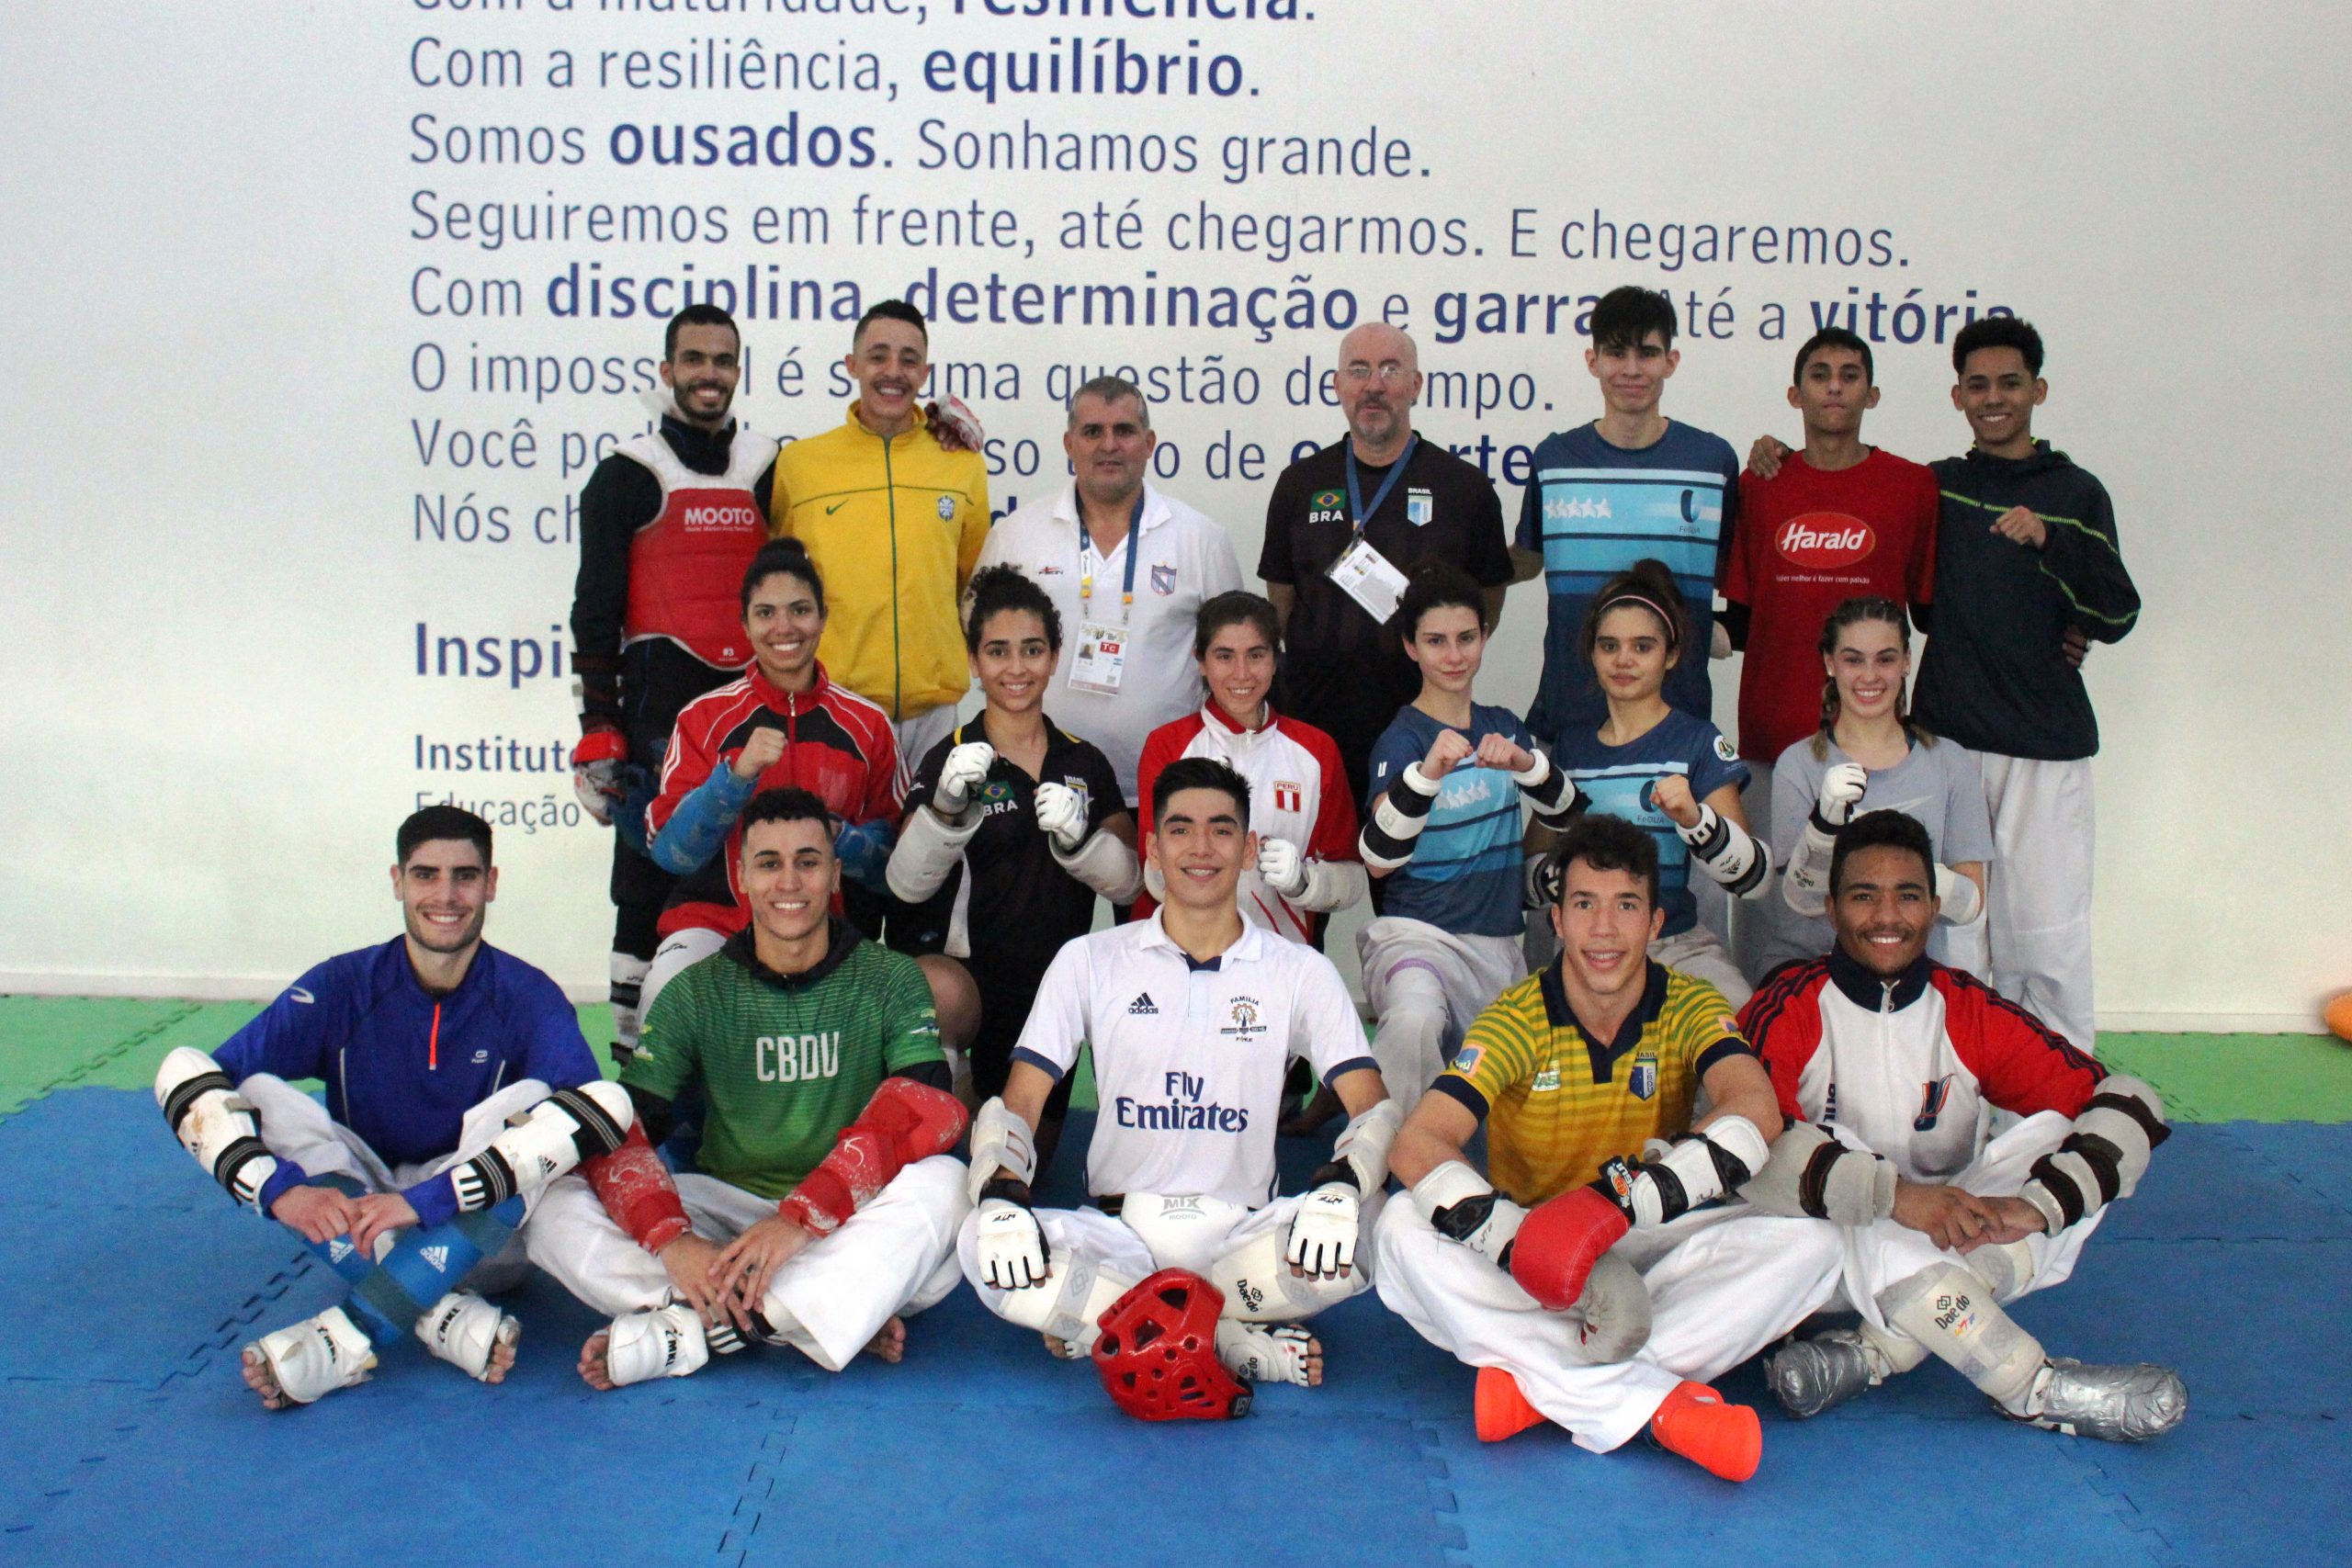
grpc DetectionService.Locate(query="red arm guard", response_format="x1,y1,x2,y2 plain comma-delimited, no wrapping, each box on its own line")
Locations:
584,1124,691,1256
776,1077,970,1236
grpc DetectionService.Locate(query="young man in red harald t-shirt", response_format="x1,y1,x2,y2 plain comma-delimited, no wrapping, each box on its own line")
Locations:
1724,327,1937,977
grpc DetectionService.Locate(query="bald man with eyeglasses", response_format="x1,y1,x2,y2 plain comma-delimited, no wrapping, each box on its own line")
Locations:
1260,324,1530,818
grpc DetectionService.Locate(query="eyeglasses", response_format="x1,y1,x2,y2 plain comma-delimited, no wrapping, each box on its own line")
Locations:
1339,362,1411,385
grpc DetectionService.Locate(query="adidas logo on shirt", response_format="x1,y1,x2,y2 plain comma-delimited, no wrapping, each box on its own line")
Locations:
1128,993,1159,1016
421,1245,450,1273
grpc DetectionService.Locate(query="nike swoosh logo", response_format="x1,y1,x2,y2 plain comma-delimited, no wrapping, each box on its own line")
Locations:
825,501,849,515
288,987,315,1004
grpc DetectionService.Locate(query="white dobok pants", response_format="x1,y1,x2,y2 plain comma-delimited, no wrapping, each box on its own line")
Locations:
1375,1199,1843,1453
1979,754,2096,1053
1360,917,1524,1116
240,1073,548,1292
527,1156,970,1371
958,1190,1385,1330
1832,1111,2100,1335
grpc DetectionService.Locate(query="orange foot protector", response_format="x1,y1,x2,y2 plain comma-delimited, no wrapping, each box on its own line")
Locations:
1648,1381,1761,1482
1473,1366,1549,1443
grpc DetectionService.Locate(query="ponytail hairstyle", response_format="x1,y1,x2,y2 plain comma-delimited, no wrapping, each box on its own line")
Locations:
1578,558,1686,664
964,563,1063,654
1812,596,1931,761
1389,560,1487,651
741,536,824,615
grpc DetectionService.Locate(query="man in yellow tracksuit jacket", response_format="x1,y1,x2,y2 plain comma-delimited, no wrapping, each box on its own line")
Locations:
770,300,991,769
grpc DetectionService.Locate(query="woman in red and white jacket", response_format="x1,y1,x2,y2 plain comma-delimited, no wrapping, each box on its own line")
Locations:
639,537,974,1045
1134,591,1365,942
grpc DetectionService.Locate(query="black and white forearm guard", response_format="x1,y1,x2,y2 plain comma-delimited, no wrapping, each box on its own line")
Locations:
2021,1077,2169,1234
1676,803,1771,898
1360,763,1440,872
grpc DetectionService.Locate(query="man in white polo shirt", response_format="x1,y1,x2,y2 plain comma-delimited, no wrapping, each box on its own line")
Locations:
975,376,1244,807
956,757,1400,1397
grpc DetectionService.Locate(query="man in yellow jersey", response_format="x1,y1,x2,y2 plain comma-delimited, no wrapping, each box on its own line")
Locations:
770,300,991,767
1374,814,1838,1482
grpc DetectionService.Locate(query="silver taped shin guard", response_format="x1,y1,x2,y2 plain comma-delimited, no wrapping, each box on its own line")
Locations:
1878,1262,2045,1415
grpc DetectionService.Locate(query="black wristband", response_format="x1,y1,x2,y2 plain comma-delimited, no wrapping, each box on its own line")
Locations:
1306,1159,1359,1193
978,1175,1035,1210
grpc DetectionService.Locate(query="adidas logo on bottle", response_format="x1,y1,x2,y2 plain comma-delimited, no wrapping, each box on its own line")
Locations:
422,1245,450,1272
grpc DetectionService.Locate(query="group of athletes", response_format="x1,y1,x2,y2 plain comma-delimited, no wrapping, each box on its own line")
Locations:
155,284,2186,1481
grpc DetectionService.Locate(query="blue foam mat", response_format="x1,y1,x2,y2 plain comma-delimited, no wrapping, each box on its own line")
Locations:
5,1090,2346,1568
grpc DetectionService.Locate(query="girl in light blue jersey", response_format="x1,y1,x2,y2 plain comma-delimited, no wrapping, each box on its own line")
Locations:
1546,559,1770,1005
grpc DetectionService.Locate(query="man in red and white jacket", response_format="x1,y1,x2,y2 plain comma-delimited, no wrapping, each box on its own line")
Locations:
1133,592,1365,942
1736,809,2186,1443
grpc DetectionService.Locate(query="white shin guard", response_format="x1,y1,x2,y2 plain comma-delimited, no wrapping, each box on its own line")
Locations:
1207,1224,1356,1324
1878,1262,2046,1414
415,1290,519,1381
249,1305,377,1405
605,1303,713,1386
993,1246,1134,1357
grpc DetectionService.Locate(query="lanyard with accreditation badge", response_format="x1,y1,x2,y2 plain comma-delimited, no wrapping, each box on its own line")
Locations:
1069,488,1149,695
1326,433,1417,626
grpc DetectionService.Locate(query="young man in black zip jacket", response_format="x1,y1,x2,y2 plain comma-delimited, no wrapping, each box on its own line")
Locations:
1912,316,2139,1053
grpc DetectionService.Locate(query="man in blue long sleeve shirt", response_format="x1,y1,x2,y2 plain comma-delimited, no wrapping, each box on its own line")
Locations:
155,807,632,1408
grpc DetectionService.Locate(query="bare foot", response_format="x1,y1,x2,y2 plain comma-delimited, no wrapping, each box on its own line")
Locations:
863,1315,907,1364
479,1317,522,1384
578,1329,619,1392
241,1346,294,1411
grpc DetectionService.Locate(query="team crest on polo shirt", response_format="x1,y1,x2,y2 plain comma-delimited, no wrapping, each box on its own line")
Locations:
1531,1064,1561,1094
1308,490,1347,525
1407,488,1433,526
1272,780,1303,814
1220,997,1267,1041
1628,1050,1658,1100
1151,563,1177,596
936,495,956,520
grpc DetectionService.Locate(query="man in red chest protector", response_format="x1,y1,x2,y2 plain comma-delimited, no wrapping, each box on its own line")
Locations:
569,304,777,1062
1736,810,2185,1443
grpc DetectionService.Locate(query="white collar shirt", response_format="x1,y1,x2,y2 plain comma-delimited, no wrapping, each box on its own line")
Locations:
1010,910,1375,1206
974,481,1244,804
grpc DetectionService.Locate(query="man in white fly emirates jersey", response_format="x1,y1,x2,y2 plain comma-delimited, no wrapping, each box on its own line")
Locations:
955,756,1400,1395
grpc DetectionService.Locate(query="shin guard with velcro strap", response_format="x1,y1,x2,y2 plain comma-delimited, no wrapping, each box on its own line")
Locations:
448,1082,633,1213
995,1245,1135,1357
1878,1262,2047,1415
1208,1224,1356,1324
299,1174,379,1287
347,1196,526,1343
154,1047,278,1211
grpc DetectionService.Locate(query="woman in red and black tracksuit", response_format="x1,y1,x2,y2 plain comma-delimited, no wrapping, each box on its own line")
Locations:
636,538,975,1046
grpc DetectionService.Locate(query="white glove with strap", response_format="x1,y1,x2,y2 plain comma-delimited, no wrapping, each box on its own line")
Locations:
1284,1183,1361,1279
974,1193,1049,1291
1256,836,1308,899
934,742,997,818
1815,761,1869,829
1032,781,1088,852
